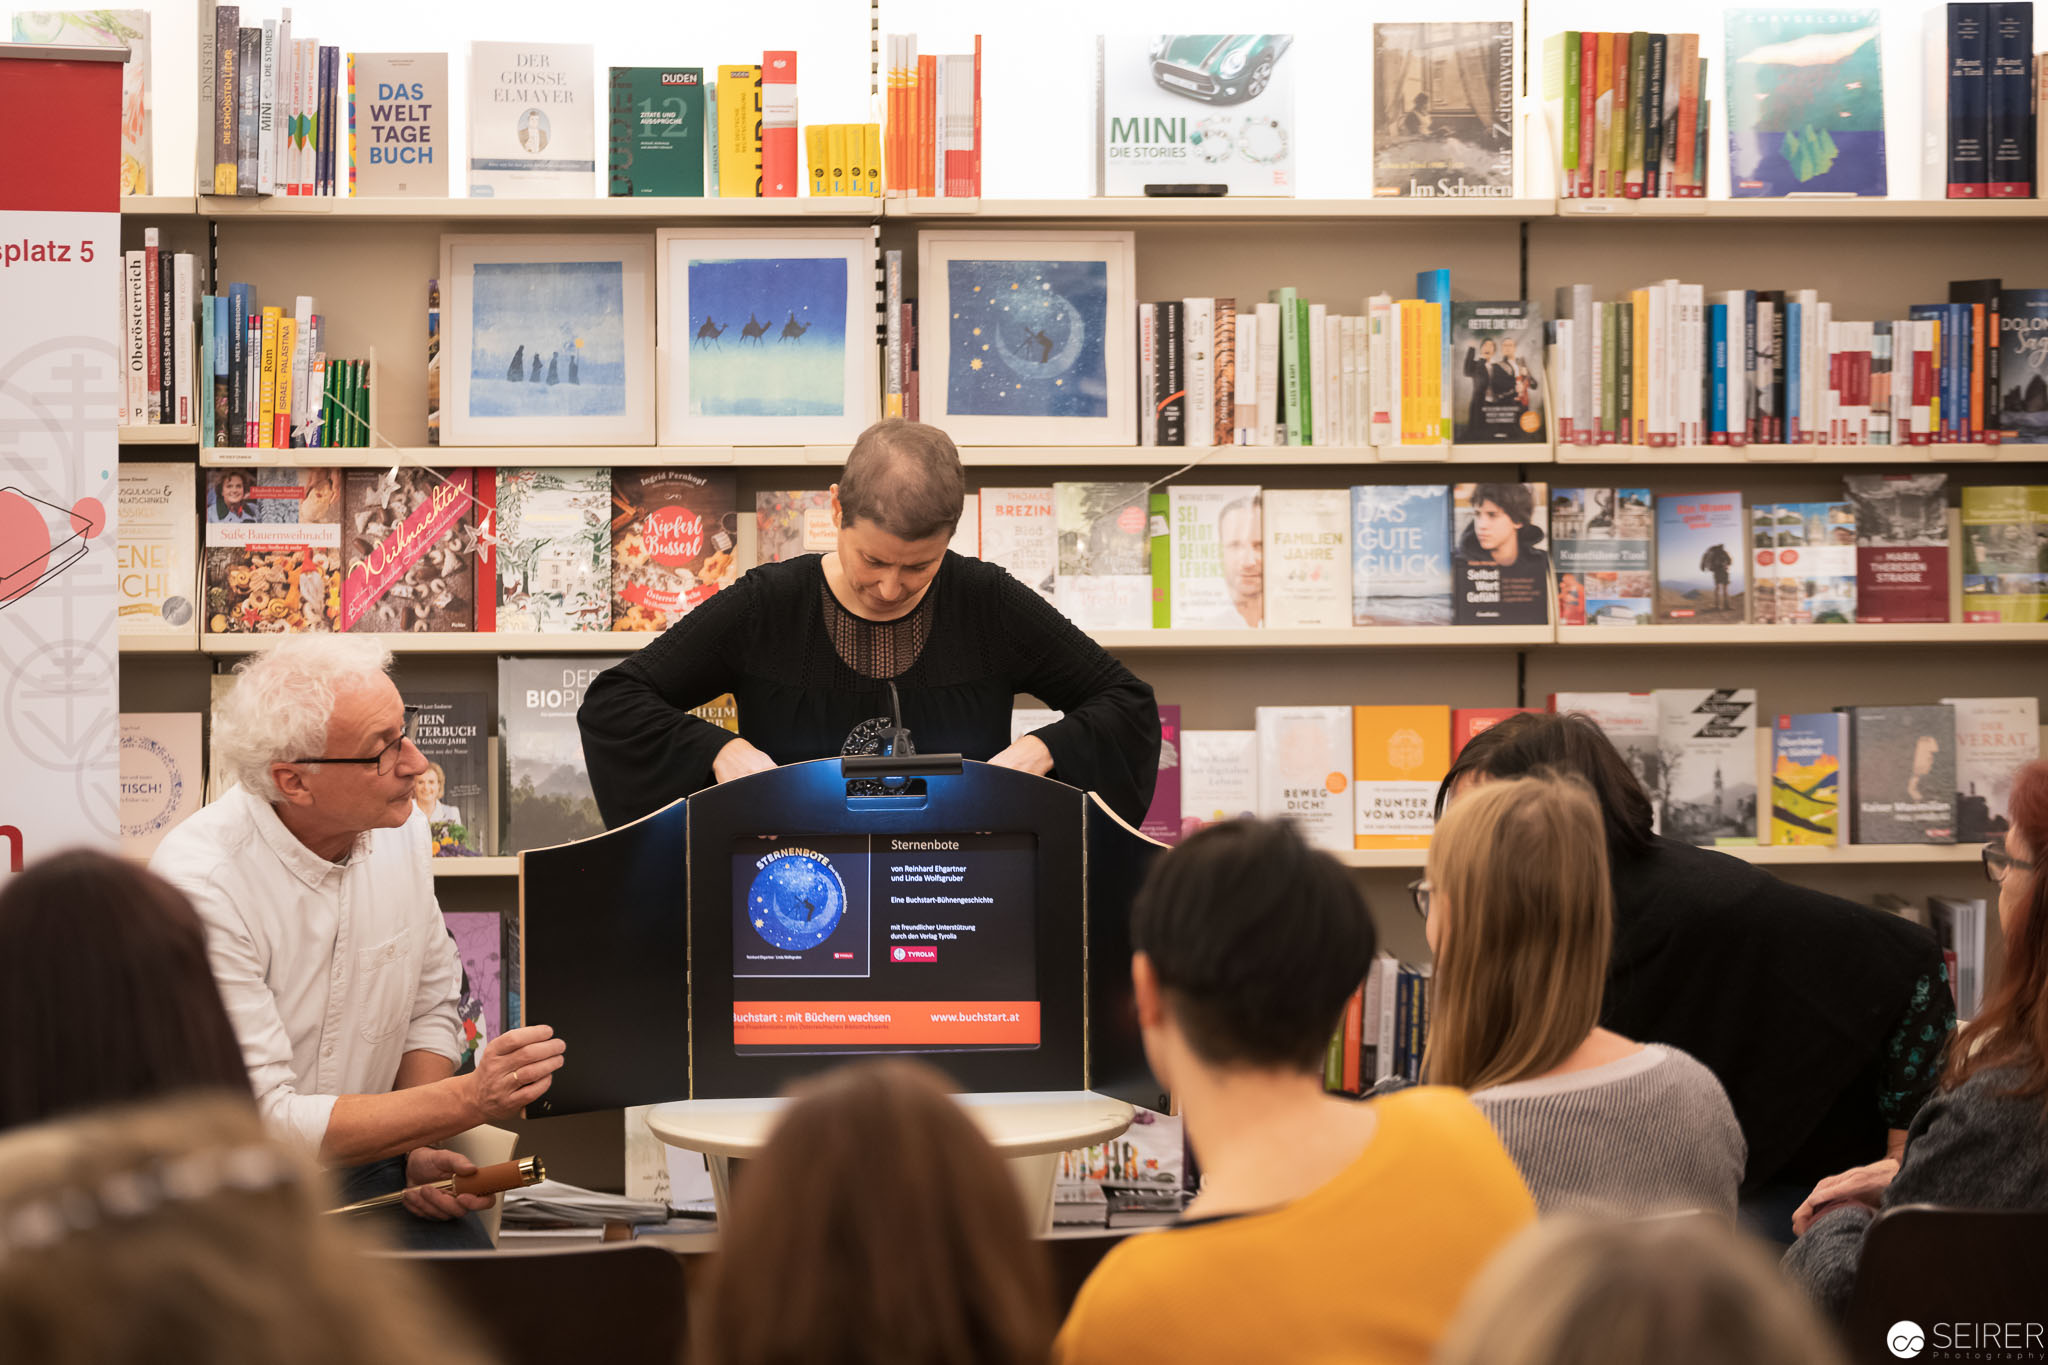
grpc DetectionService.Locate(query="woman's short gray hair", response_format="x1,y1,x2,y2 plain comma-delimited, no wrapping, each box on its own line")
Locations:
213,636,395,801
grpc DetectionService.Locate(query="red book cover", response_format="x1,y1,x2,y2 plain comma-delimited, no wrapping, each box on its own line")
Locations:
1340,986,1363,1094
1452,707,1539,757
340,468,477,632
470,470,496,633
611,470,738,631
1910,336,1934,445
1844,473,1950,623
918,53,936,197
1578,32,1598,198
761,50,798,197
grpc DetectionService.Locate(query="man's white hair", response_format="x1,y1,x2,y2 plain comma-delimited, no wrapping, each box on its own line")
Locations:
214,635,395,801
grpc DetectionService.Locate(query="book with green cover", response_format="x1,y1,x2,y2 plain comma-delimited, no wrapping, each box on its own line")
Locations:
1272,287,1302,444
1296,296,1314,445
1625,31,1649,196
1150,490,1170,628
608,66,705,196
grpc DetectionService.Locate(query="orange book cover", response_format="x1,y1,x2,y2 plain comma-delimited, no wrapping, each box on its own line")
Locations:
1593,34,1615,197
1631,288,1649,444
1340,986,1364,1093
1969,301,1986,441
918,53,936,196
1352,705,1450,849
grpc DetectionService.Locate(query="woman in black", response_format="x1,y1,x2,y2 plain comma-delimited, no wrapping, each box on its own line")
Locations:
579,420,1161,830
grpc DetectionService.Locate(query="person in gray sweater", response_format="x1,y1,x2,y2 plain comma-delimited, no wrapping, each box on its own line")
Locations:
1783,760,2048,1318
1418,771,1745,1217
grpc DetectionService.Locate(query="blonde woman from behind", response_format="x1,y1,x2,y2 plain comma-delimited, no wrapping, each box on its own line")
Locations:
1423,773,1745,1216
1434,1215,1849,1365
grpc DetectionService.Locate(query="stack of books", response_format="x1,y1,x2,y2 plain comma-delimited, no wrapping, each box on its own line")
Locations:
883,34,983,198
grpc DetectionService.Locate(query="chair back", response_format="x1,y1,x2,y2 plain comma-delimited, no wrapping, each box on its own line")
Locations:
390,1243,690,1365
1840,1205,2048,1365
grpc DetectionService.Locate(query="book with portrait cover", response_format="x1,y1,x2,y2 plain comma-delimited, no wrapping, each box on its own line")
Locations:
1655,491,1746,624
467,41,597,198
1939,695,2040,842
608,66,704,196
1352,705,1449,850
1453,481,1551,625
496,467,613,631
1452,302,1545,443
1842,473,1948,623
118,462,196,637
1055,481,1151,630
611,469,738,631
1552,486,1650,626
756,489,836,564
1372,23,1515,199
201,468,342,634
1263,488,1350,629
1655,688,1759,846
1092,35,1296,197
500,656,623,854
1845,704,1957,844
981,486,1057,604
120,712,201,860
352,53,449,197
1772,712,1847,846
340,468,477,633
1255,705,1353,851
1351,484,1450,626
1169,485,1262,628
410,692,489,856
1180,729,1257,838
1724,9,1887,197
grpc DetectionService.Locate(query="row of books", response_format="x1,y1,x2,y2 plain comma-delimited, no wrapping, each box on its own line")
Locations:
1547,278,2048,449
120,231,196,428
1541,31,1711,200
801,124,883,198
1927,4,2041,199
881,35,982,199
201,6,343,196
200,285,370,449
1325,956,1431,1094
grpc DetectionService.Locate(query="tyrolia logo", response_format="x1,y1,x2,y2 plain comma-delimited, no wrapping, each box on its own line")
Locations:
1891,1323,1925,1360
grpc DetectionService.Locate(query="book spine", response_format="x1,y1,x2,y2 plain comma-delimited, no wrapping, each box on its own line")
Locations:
273,317,295,449
1157,301,1185,447
236,29,259,193
154,238,173,423
1676,35,1700,194
258,308,279,448
884,249,902,417
172,255,195,427
122,251,146,425
243,312,260,446
1969,301,1987,440
1234,310,1257,445
1578,31,1598,197
1275,290,1301,445
258,20,277,195
1256,301,1281,446
213,6,240,193
198,0,217,196
291,296,313,446
972,34,982,196
1296,297,1316,445
762,51,798,197
1137,303,1157,445
142,232,161,421
1949,5,1991,197
1213,298,1236,449
1643,33,1666,197
919,53,936,198
1623,33,1647,197
1709,304,1728,442
224,285,246,446
1600,301,1618,441
1182,298,1213,447
1150,491,1169,629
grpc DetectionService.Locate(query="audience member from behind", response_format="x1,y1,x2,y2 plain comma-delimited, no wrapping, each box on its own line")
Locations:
1423,774,1744,1216
150,635,568,1250
1056,819,1534,1365
1784,758,2048,1317
0,1093,496,1365
1439,712,1952,1237
1435,1215,1849,1365
0,850,252,1134
701,1059,1054,1365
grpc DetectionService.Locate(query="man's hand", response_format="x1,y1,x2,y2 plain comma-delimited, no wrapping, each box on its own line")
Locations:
713,736,778,784
466,1024,566,1121
1792,1157,1899,1237
987,733,1055,777
403,1147,494,1221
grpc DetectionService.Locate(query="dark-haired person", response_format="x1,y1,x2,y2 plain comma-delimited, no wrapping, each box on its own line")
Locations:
0,850,253,1134
581,418,1161,827
1451,483,1550,624
1054,820,1533,1365
1437,711,1954,1241
701,1059,1055,1365
1783,759,2048,1318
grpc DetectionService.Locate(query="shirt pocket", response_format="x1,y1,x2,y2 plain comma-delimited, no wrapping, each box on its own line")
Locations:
355,927,415,1045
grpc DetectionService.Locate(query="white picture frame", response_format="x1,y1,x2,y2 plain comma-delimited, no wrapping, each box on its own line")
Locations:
439,233,656,447
916,229,1136,447
655,227,879,447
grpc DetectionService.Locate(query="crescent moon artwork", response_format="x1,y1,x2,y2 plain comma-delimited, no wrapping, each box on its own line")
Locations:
945,259,1109,419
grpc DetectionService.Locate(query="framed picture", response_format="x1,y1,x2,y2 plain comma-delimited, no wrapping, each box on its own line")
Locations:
439,234,656,447
917,230,1136,446
655,228,878,446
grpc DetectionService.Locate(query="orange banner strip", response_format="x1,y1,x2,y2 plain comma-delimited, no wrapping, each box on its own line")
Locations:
733,1001,1040,1047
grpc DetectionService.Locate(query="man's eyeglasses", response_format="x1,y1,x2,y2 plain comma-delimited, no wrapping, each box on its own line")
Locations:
290,705,422,777
1982,838,2037,885
1407,879,1432,920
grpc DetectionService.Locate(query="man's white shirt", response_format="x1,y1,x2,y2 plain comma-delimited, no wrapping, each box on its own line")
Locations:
151,784,463,1152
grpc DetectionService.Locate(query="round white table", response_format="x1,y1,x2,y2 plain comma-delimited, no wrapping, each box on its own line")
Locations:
645,1089,1135,1233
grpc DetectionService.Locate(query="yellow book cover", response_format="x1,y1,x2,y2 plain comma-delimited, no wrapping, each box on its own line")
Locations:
1353,705,1450,849
273,317,296,443
806,125,829,195
862,122,881,195
1397,301,1417,444
1630,288,1649,444
257,307,281,450
717,65,763,198
1419,303,1443,443
691,693,740,733
1926,318,1941,433
828,123,849,195
1769,713,1842,846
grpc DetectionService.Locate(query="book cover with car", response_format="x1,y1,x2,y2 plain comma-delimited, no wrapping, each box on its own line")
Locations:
1093,35,1296,196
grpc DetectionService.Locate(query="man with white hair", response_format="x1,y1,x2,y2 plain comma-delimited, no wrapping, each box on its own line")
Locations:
151,635,567,1249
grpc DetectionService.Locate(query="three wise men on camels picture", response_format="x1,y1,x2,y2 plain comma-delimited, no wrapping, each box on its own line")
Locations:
694,311,812,348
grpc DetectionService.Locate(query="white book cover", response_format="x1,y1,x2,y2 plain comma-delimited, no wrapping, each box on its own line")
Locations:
1092,35,1296,196
468,41,598,198
171,253,194,425
1367,293,1393,446
1645,281,1670,446
1169,485,1262,629
1307,302,1328,446
122,249,146,423
275,11,293,190
1182,729,1258,834
1681,284,1705,445
1940,696,2041,842
120,712,203,859
1263,488,1349,629
1655,688,1760,846
1011,707,1064,744
1551,691,1661,826
354,53,450,197
291,295,313,443
1255,705,1352,851
950,493,980,558
1233,311,1259,444
980,486,1056,604
257,20,277,195
1254,301,1280,445
118,463,196,635
1183,297,1214,448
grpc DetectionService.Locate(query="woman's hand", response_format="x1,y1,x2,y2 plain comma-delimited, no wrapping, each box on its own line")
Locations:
1792,1157,1900,1236
713,736,778,784
986,733,1055,777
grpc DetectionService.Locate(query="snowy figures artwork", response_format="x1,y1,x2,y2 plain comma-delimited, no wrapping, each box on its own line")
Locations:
946,258,1110,419
683,256,849,416
467,260,627,420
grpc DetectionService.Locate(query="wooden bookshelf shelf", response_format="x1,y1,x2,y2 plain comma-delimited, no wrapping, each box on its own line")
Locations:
119,633,200,654
434,857,520,877
118,425,199,445
1094,627,1555,650
197,443,1546,469
1554,623,2048,646
1557,197,2048,221
201,633,659,655
1553,442,2036,465
1335,843,1984,871
197,195,881,221
120,196,197,215
885,197,1553,222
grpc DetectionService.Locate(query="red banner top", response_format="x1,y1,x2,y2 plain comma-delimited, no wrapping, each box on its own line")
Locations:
0,53,124,213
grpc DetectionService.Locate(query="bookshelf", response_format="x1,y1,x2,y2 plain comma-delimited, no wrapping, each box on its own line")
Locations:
119,631,201,653
1557,198,2048,221
196,195,884,222
1552,623,2048,646
119,425,200,444
1553,443,2031,465
195,443,1551,469
884,197,1555,221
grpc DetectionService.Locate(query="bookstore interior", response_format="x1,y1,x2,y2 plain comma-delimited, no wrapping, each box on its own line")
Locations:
3,0,2048,1357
